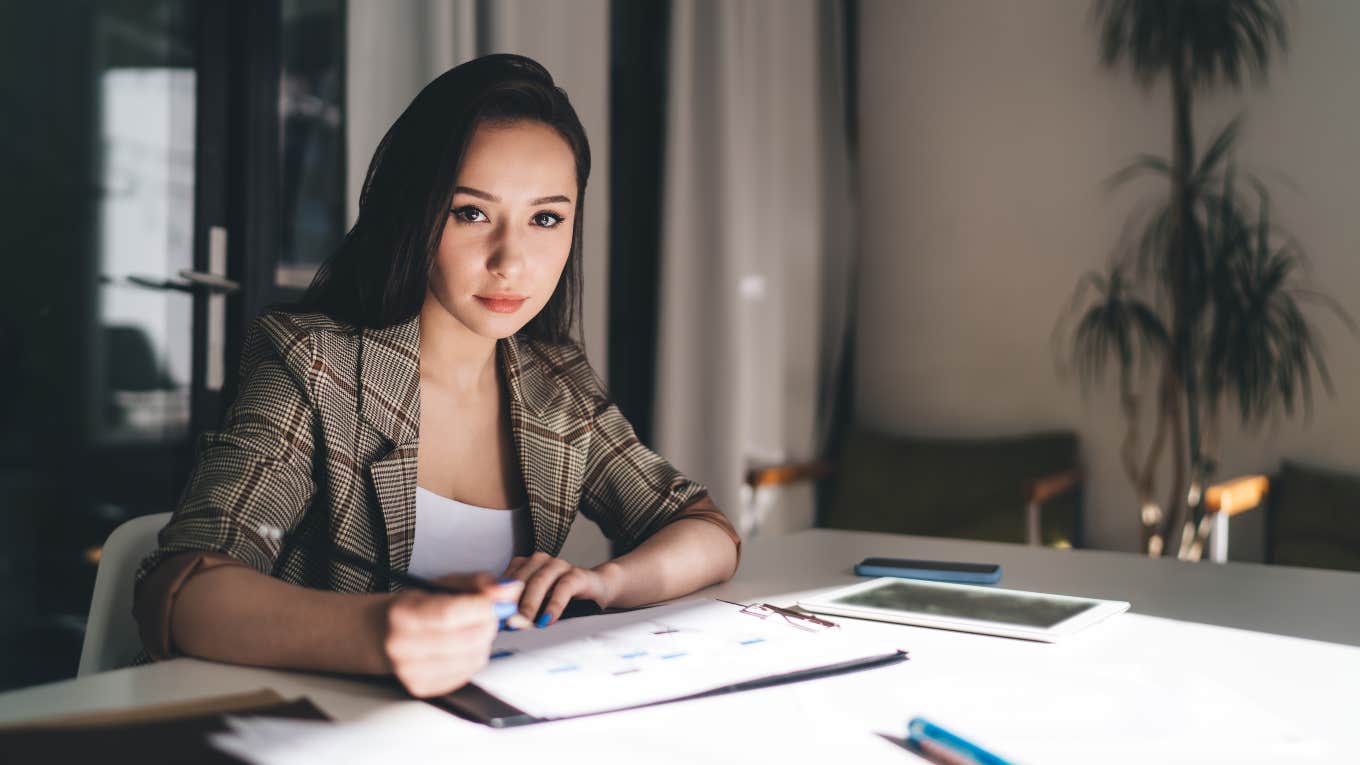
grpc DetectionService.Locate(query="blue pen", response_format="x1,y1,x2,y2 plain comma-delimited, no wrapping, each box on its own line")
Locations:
907,717,1016,765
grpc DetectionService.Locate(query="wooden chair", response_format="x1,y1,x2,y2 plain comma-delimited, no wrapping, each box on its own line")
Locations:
1193,475,1270,563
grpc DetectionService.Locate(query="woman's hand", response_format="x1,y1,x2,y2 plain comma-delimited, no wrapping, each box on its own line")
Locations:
377,573,523,697
502,553,621,627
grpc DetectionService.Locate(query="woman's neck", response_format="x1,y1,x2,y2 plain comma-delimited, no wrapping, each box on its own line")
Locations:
418,295,499,395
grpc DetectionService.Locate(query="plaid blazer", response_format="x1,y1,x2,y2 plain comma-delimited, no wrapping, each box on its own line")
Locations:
135,309,710,597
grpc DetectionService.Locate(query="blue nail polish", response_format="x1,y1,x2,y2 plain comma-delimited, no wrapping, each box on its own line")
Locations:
535,613,553,628
498,617,507,630
494,601,518,619
497,577,517,584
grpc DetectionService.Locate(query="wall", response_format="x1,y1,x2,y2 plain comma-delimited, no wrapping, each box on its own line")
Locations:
856,0,1360,557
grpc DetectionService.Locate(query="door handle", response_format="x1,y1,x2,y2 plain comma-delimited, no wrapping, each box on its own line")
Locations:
176,269,241,293
205,226,229,392
122,272,240,294
123,229,234,392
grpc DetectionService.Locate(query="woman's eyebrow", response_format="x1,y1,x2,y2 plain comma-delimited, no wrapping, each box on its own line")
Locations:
530,194,572,205
453,186,571,206
454,185,499,202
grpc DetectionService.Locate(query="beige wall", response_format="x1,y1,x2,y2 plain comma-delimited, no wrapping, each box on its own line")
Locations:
856,0,1360,556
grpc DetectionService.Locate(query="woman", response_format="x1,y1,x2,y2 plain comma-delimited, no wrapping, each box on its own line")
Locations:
133,54,740,698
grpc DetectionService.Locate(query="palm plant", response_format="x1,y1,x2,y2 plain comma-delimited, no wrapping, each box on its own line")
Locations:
1060,1,1353,557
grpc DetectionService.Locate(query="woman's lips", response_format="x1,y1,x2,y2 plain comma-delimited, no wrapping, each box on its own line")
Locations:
475,295,527,313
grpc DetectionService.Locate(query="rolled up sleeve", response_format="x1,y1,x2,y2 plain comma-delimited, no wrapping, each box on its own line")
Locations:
665,493,742,570
132,317,319,659
133,551,250,660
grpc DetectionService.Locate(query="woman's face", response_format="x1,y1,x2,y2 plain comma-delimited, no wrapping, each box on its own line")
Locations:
428,119,577,340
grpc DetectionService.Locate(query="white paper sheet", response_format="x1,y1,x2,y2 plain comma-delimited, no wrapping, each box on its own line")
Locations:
208,704,499,765
469,599,904,719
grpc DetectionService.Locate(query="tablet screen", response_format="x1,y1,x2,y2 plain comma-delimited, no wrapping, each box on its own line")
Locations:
828,579,1097,628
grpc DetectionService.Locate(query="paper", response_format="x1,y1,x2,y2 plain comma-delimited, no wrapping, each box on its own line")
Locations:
470,599,901,719
209,704,500,765
207,694,900,765
904,661,1329,763
209,656,913,762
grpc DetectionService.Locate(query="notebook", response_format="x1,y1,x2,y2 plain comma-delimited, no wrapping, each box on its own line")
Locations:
0,689,330,764
430,599,909,727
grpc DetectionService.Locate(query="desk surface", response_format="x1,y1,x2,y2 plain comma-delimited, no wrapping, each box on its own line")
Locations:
3,530,1358,764
709,529,1360,646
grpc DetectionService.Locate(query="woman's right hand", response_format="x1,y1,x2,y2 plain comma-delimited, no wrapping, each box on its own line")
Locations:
377,573,524,697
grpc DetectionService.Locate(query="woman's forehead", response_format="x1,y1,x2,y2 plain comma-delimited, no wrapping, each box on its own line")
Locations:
455,121,576,199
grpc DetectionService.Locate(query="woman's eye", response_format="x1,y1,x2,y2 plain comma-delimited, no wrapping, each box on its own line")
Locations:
532,211,564,228
451,206,487,223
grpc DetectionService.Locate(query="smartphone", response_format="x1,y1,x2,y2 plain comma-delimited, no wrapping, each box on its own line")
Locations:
854,557,1002,585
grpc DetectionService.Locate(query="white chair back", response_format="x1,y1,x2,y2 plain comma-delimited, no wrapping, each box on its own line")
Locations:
78,512,171,676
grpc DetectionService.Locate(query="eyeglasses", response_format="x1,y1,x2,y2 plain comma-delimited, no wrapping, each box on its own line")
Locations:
728,600,840,632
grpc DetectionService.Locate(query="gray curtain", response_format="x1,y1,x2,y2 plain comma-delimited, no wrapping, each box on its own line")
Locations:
654,0,857,537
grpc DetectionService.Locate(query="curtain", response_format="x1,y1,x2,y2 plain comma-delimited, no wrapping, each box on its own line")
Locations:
654,0,857,537
345,0,478,229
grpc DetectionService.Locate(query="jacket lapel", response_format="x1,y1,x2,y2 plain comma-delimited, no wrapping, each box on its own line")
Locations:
359,315,588,576
357,317,421,447
358,317,422,582
501,335,588,556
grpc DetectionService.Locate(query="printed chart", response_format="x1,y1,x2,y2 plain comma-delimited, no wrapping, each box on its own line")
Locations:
471,600,900,719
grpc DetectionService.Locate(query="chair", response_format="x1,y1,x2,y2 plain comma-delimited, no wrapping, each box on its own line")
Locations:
1191,474,1269,563
747,428,1084,548
1267,460,1360,573
1194,462,1360,569
77,512,171,676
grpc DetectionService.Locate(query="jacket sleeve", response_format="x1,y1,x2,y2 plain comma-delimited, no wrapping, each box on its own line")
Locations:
132,315,320,655
578,394,740,557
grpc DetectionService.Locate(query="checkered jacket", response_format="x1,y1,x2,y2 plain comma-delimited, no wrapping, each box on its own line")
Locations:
134,310,710,596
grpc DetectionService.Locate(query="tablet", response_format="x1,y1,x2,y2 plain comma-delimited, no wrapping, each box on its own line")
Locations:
798,577,1129,642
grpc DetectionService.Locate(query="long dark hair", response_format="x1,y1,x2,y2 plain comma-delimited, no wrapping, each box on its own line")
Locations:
301,53,591,344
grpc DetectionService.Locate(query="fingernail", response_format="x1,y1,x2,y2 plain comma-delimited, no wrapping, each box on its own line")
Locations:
498,617,508,630
494,601,518,619
497,577,517,585
535,613,553,628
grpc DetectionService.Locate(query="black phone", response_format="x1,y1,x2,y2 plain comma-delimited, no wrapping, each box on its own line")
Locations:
854,557,1002,584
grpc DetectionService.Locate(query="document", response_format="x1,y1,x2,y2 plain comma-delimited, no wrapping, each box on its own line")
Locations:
467,599,903,719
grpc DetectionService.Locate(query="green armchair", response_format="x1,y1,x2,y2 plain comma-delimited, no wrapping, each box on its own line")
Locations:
1268,460,1360,573
747,428,1083,548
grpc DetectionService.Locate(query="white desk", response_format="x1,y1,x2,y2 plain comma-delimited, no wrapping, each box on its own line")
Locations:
3,530,1359,764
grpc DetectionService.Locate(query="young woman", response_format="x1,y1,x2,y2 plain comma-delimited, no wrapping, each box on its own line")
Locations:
133,54,740,698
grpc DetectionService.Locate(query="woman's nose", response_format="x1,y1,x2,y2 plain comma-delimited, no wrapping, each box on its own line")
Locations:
487,224,526,279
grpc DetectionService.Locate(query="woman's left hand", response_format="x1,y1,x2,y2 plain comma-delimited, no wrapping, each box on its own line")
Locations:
501,552,619,628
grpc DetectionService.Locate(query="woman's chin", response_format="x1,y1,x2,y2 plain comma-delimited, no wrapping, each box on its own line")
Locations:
458,313,531,341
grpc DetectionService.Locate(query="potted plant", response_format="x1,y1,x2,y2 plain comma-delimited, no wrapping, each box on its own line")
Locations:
1057,0,1353,558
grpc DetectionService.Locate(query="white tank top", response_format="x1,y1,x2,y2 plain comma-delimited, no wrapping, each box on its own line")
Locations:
406,486,532,580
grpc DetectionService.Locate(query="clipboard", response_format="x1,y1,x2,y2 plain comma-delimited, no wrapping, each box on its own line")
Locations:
425,600,910,727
